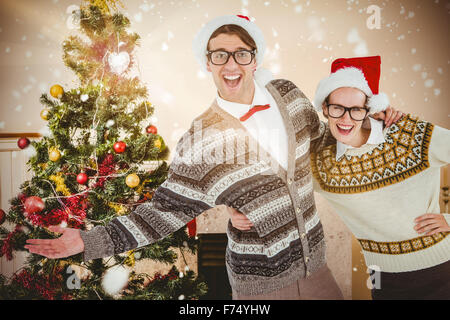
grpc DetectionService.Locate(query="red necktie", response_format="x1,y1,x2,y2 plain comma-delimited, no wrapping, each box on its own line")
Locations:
239,104,271,122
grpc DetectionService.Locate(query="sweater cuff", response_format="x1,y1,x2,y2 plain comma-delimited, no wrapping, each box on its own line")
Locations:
79,226,115,261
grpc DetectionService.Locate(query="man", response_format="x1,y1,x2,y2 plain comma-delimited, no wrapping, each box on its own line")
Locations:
25,15,400,299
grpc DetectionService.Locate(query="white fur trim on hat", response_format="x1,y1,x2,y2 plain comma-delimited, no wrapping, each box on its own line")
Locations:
367,92,390,113
254,67,274,87
314,67,373,112
192,15,266,73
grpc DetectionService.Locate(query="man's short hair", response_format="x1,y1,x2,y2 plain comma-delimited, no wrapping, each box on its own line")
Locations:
207,24,257,51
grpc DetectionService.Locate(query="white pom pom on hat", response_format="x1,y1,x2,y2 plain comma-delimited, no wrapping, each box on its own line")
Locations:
101,265,130,296
254,67,274,87
366,92,390,113
313,55,390,114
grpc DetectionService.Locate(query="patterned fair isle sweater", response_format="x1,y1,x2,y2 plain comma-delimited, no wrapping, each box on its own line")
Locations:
80,79,335,296
311,114,450,273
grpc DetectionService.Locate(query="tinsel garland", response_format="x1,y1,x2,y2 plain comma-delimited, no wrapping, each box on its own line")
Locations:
150,268,178,284
94,153,116,188
123,250,135,267
49,172,71,196
11,268,72,300
1,226,23,261
64,194,88,228
26,195,87,229
135,178,152,195
108,202,128,215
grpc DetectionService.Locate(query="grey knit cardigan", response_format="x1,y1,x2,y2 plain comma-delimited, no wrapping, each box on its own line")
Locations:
80,79,335,296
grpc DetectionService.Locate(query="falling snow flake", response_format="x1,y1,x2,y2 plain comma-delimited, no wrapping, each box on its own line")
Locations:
134,12,143,22
424,79,434,88
197,70,206,79
354,42,368,55
412,64,421,72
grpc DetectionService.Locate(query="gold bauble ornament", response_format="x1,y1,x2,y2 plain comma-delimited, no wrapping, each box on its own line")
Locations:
154,139,162,150
40,109,50,121
48,148,61,162
50,85,64,99
125,173,140,188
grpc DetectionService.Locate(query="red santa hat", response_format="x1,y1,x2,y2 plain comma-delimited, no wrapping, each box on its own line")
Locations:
313,56,389,113
192,15,273,87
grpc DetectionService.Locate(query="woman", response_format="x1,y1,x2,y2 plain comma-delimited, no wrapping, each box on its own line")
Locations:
230,56,450,300
309,56,450,300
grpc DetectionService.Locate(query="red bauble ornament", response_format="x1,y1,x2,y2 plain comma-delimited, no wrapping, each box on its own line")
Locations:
0,209,5,225
113,141,126,153
146,125,157,135
76,172,88,185
17,137,30,149
24,196,45,214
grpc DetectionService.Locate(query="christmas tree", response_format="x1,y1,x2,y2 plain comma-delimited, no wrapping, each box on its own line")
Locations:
0,2,207,300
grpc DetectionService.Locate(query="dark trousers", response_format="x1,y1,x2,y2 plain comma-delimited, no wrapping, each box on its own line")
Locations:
370,260,450,300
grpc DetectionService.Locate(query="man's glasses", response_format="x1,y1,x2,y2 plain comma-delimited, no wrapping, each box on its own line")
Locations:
207,49,256,65
325,103,369,121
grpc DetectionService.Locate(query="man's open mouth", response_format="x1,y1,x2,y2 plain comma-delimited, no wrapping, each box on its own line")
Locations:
223,74,242,89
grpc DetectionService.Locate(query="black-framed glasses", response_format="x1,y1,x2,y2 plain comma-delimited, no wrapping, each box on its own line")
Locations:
207,49,256,65
325,103,369,121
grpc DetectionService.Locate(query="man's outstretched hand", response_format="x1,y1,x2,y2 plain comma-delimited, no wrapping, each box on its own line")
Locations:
25,226,85,259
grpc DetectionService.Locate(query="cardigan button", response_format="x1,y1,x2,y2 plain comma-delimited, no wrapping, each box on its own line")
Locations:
306,271,311,277
301,232,306,239
305,256,310,263
287,178,293,185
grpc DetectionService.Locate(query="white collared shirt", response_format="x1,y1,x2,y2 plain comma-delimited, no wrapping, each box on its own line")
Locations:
216,81,289,170
336,116,386,160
